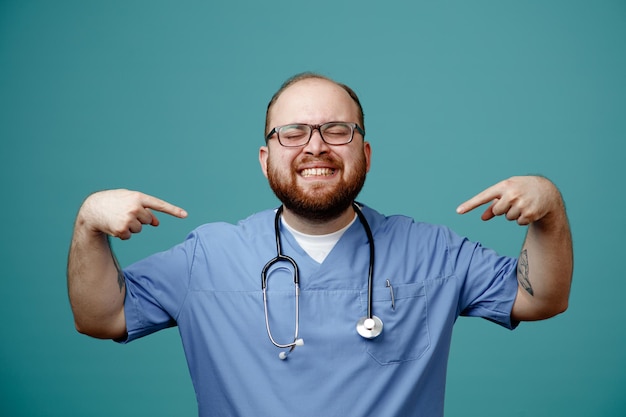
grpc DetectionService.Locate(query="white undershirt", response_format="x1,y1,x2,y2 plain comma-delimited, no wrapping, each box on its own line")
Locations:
281,214,358,263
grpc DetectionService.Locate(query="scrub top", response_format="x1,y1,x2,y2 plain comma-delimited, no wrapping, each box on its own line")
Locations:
122,205,519,417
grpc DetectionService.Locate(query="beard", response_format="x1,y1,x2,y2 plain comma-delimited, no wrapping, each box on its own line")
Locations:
267,153,367,222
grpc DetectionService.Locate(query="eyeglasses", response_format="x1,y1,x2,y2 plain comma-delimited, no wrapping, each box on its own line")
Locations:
265,122,365,147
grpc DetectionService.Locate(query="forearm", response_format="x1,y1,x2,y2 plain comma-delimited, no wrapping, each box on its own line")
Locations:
66,189,187,338
512,199,573,321
67,214,127,339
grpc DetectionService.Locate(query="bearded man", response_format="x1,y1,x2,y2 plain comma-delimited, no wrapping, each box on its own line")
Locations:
68,73,572,417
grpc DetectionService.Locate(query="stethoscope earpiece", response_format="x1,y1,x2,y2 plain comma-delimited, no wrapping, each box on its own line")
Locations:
278,339,304,360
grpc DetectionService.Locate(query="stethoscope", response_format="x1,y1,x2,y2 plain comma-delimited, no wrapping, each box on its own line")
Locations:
261,202,383,360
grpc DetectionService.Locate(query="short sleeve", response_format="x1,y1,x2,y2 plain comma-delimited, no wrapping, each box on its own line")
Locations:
118,233,198,343
446,229,519,329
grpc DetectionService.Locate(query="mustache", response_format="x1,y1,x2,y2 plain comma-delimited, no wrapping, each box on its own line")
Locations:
296,154,343,168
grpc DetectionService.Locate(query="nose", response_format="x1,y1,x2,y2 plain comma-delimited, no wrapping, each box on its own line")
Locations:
303,128,330,155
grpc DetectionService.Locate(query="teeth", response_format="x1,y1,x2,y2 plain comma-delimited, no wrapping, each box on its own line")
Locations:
301,168,334,177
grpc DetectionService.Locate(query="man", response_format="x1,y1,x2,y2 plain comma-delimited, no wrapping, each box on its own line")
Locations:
67,73,573,416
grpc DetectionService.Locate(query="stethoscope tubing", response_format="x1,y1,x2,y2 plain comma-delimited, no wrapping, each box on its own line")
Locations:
353,203,376,320
261,206,302,350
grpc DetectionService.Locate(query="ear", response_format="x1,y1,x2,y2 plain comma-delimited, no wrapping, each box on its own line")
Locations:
364,141,372,173
259,145,269,178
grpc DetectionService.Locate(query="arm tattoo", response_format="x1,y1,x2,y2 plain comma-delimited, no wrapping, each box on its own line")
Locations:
108,236,125,292
517,249,534,296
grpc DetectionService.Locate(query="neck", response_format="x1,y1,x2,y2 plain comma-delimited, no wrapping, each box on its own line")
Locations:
281,204,356,235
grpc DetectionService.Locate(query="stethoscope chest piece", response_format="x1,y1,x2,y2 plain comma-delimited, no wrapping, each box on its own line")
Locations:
356,315,383,339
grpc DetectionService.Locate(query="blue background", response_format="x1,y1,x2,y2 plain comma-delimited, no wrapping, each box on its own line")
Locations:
1,1,624,415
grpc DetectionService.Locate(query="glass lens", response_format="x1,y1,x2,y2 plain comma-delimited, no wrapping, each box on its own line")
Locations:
321,123,352,144
278,124,310,146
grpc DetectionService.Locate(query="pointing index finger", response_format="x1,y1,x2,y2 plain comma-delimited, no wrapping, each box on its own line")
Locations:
456,183,501,214
141,194,188,219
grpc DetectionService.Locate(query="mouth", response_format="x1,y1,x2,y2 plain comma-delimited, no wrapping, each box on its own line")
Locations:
300,167,336,178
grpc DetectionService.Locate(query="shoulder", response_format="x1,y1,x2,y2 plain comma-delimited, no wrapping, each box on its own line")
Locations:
359,204,455,237
185,208,278,243
358,204,475,258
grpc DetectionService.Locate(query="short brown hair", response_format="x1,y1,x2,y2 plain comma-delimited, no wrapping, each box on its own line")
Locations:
264,72,365,138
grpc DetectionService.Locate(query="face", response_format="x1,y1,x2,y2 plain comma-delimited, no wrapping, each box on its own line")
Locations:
259,78,371,222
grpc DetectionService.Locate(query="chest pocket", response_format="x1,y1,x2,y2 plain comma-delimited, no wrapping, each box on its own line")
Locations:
359,282,430,365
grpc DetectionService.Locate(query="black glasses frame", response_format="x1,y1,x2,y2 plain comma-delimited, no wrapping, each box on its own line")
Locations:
265,122,365,147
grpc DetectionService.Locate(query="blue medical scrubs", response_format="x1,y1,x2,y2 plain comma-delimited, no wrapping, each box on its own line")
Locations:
122,205,519,416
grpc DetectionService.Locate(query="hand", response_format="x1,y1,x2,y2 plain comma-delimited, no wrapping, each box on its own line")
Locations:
455,176,562,226
79,189,188,240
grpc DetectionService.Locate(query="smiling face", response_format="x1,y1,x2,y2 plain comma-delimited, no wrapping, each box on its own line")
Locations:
259,77,371,224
